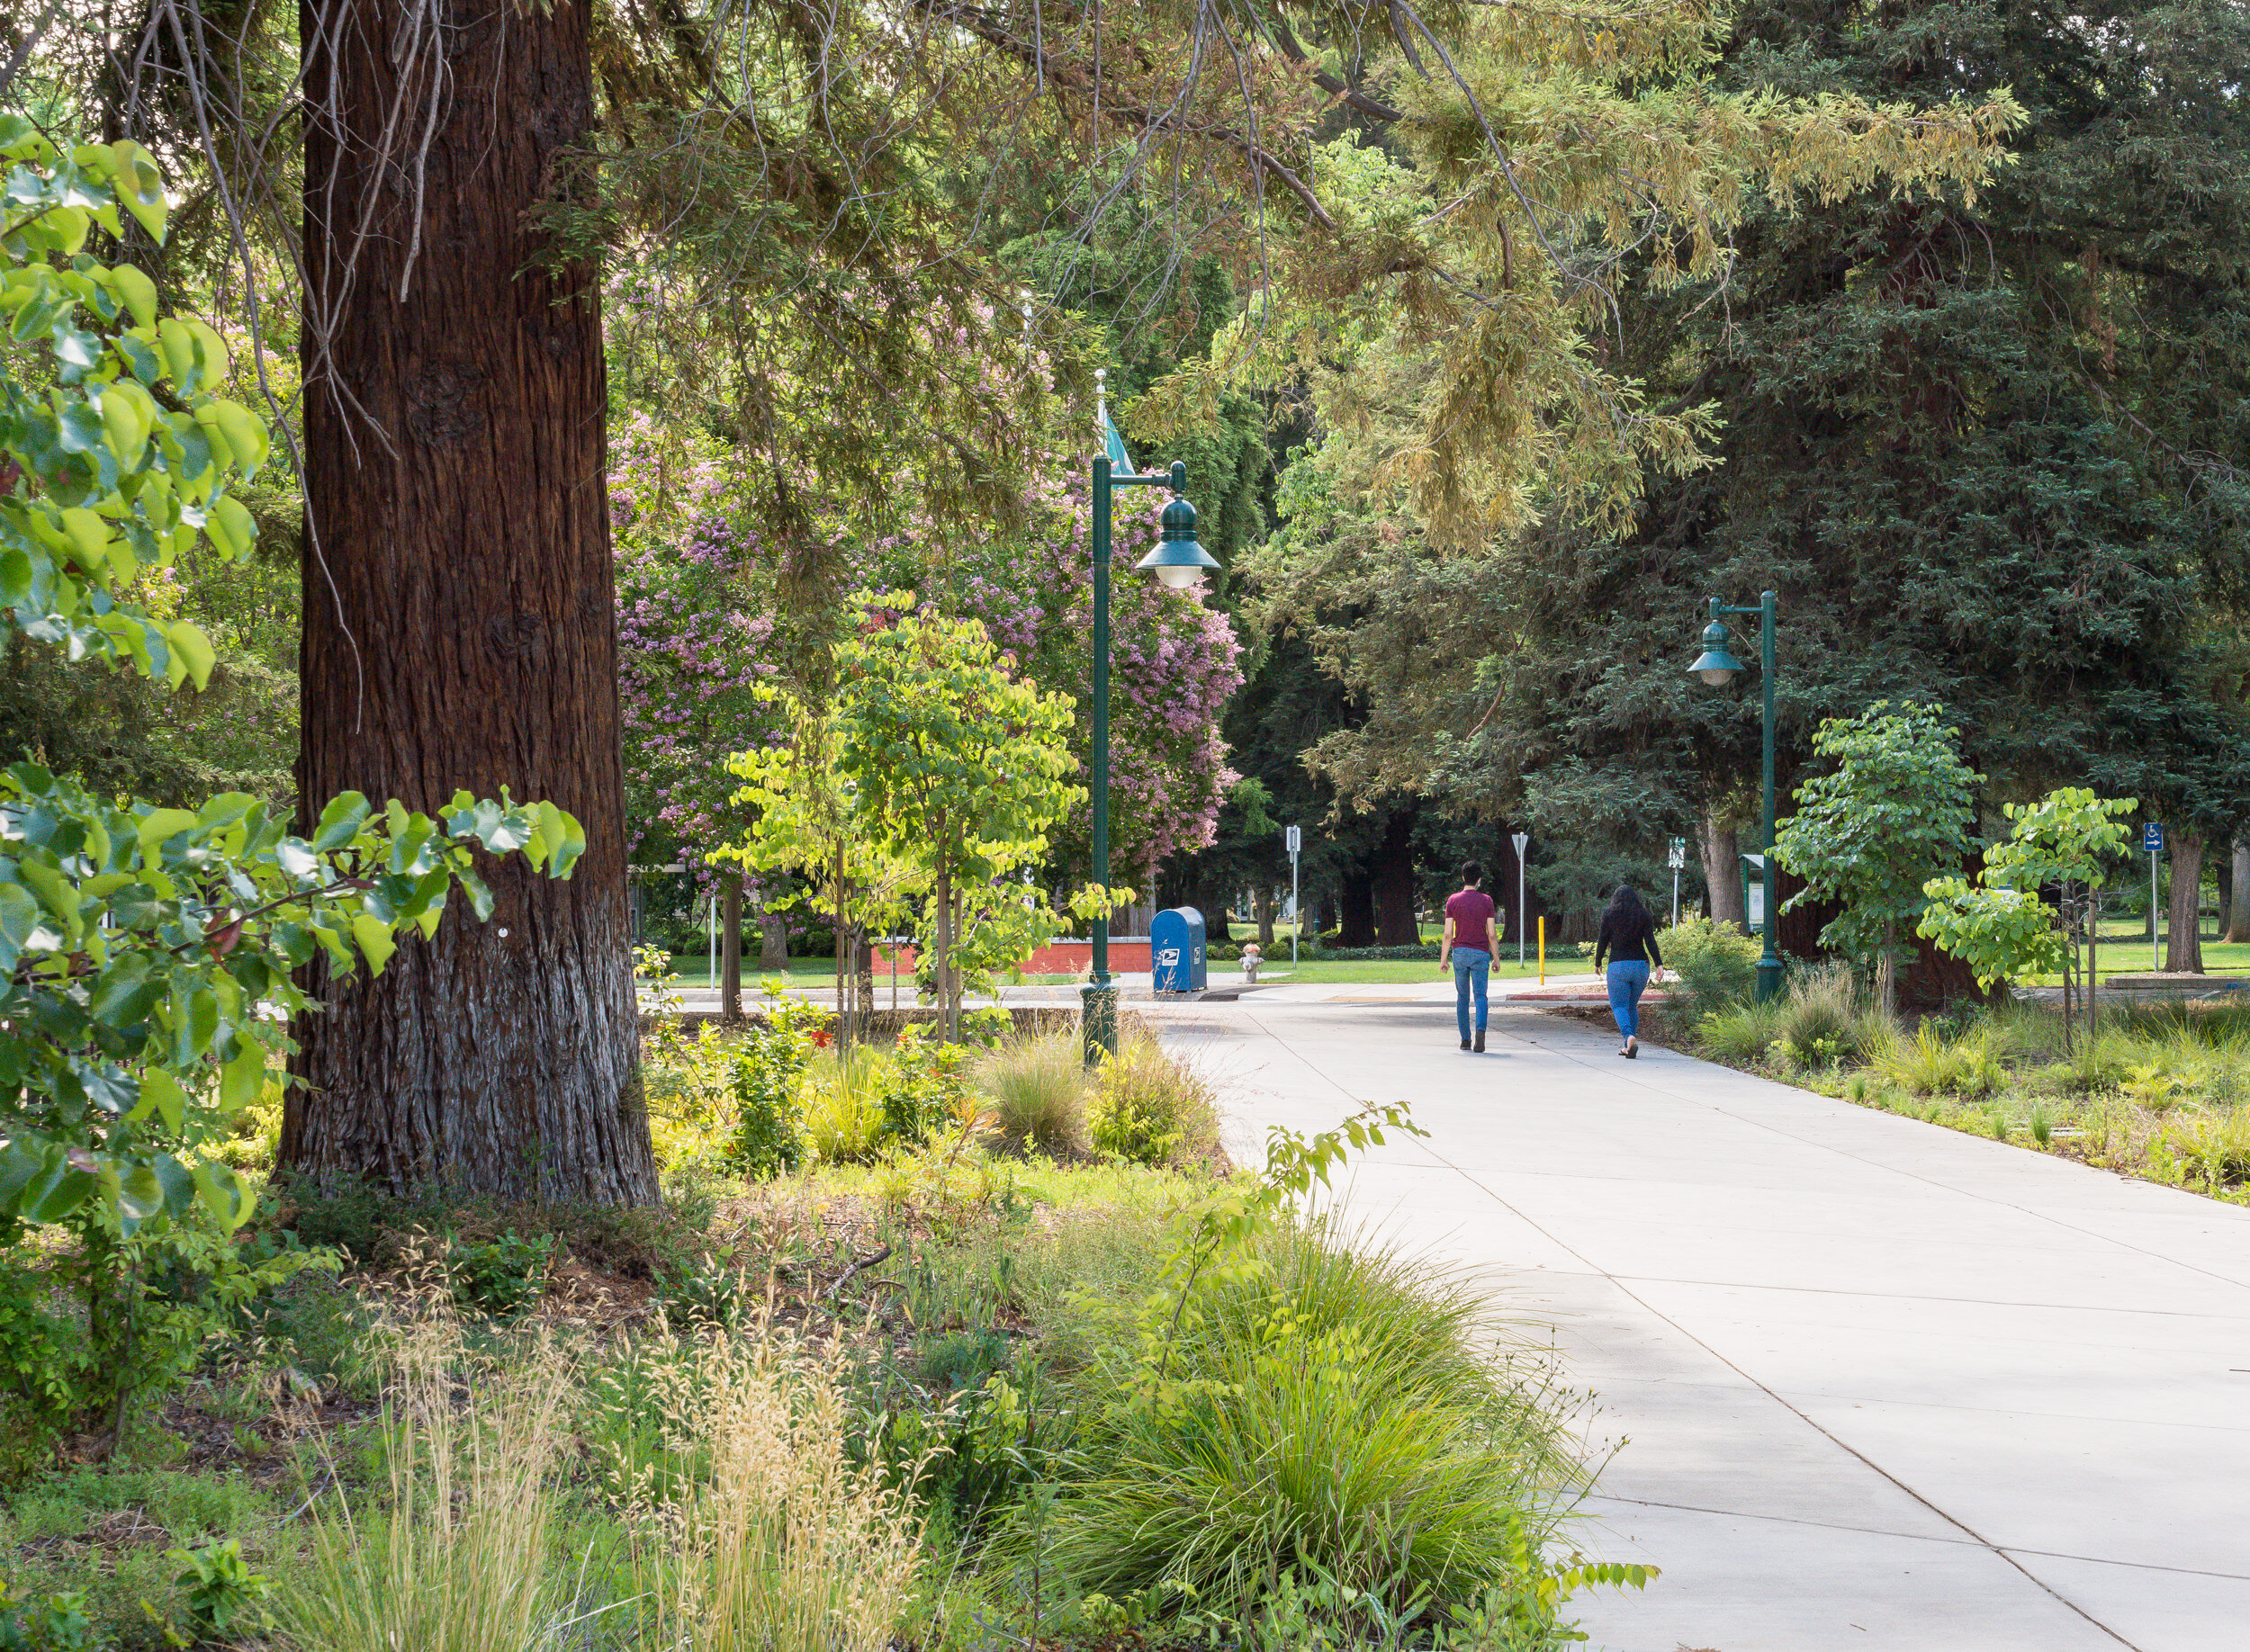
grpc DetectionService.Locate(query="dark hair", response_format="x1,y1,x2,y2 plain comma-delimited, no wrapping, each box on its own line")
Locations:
1606,884,1649,919
1460,860,1484,887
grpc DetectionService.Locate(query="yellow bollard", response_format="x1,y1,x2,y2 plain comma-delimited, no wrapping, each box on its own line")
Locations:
1537,915,1545,985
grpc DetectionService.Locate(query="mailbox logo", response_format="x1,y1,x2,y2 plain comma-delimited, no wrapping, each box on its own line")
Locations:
1156,948,1182,969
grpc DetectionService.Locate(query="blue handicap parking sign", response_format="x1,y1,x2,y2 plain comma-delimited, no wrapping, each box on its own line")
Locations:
2144,822,2165,854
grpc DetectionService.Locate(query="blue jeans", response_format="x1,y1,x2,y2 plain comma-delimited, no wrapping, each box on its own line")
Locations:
1606,960,1651,1039
1453,947,1490,1040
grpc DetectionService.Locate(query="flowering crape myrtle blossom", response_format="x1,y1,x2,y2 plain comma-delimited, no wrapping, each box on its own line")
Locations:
609,417,783,882
922,478,1244,888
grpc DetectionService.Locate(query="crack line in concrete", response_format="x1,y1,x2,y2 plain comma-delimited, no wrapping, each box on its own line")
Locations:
1220,1004,2149,1652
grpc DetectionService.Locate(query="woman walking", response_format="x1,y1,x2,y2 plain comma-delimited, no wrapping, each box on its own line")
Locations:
1593,884,1662,1058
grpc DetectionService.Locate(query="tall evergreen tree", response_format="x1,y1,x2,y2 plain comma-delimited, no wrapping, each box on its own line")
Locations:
1257,0,2250,931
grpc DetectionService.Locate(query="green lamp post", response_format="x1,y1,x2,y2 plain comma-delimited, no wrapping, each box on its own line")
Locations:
1084,370,1219,1062
1688,591,1785,1003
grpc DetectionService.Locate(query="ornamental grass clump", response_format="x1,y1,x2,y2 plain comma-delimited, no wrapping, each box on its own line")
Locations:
1776,965,1894,1071
1030,1223,1579,1628
796,1047,893,1164
622,1321,923,1652
281,1313,580,1652
1696,997,1787,1066
974,1033,1090,1156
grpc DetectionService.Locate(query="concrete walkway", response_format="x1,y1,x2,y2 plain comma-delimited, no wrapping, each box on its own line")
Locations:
1147,995,2250,1652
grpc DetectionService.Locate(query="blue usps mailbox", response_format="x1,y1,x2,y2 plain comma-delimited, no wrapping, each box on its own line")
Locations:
1150,906,1207,994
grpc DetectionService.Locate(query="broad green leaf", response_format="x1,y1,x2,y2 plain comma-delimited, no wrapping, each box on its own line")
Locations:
111,261,158,327
136,1067,188,1134
20,1148,94,1224
310,792,370,851
167,619,215,690
0,882,40,973
135,807,200,862
350,911,398,975
219,1040,264,1111
193,1159,252,1230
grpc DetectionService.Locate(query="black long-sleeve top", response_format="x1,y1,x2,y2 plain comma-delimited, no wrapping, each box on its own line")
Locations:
1594,909,1663,970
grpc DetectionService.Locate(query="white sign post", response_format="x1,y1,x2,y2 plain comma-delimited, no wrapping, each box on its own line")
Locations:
1284,825,1303,968
1668,836,1687,927
1511,831,1530,965
2146,822,2165,970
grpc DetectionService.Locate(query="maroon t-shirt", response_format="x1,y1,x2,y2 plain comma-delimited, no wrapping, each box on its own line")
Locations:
1445,889,1497,953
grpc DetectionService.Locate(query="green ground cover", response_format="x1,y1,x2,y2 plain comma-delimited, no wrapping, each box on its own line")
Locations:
1660,945,2250,1202
0,1004,1636,1651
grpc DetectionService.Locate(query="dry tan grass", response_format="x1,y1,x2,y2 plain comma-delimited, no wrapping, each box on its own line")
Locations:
623,1319,924,1652
280,1309,577,1652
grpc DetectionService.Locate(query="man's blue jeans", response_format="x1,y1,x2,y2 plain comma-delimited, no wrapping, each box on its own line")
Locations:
1453,947,1490,1041
1606,960,1651,1039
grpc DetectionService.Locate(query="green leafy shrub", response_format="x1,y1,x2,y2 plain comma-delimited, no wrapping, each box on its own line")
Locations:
0,1586,99,1652
974,1034,1089,1156
724,981,824,1176
0,130,583,1455
1087,1036,1221,1169
874,1026,977,1145
168,1537,274,1638
446,1230,555,1316
1664,915,1762,1019
1031,1224,1575,1626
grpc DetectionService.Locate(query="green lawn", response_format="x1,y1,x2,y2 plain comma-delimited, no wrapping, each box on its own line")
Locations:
657,952,1590,988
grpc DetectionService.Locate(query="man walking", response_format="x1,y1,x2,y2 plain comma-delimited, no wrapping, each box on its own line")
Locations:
1439,861,1499,1052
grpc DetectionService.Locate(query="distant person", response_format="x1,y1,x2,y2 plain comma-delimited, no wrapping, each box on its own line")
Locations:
1440,861,1499,1052
1594,884,1662,1058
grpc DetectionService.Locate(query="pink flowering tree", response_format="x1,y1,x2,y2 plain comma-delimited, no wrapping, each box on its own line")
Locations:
610,417,784,959
922,480,1244,895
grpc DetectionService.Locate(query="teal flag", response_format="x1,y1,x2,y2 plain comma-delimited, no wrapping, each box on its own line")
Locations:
1100,401,1139,477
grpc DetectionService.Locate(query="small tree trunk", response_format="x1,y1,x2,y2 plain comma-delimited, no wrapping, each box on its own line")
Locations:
2228,840,2250,944
721,875,743,1017
2166,830,2206,973
935,866,956,1042
757,909,788,969
1256,886,1276,947
1700,810,1744,929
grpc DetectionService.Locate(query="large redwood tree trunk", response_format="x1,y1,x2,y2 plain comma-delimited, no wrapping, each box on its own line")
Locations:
2166,830,2206,974
1700,809,1744,929
280,0,656,1205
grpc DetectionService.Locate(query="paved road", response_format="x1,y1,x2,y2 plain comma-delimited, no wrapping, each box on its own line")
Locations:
1147,991,2250,1652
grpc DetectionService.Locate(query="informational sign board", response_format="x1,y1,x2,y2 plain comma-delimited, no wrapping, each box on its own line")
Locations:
1668,837,1686,869
1284,824,1301,856
2144,822,2165,854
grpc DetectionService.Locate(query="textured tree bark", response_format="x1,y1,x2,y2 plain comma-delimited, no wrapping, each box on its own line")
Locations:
757,909,788,969
282,0,656,1204
2228,840,2250,944
1699,810,1744,929
2166,830,2206,973
1337,866,1377,948
720,875,743,1017
1256,886,1276,947
1372,808,1420,946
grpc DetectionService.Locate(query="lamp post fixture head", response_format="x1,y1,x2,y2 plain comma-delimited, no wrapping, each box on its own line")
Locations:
1135,467,1221,589
1688,615,1745,687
